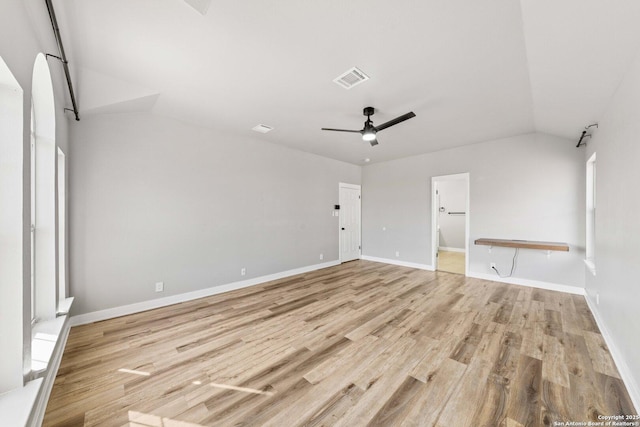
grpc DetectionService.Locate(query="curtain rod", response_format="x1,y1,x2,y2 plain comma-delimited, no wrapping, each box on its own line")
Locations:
44,0,80,121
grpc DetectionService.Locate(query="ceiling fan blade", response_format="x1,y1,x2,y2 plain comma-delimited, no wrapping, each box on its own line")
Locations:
374,112,416,132
369,138,379,147
321,128,362,133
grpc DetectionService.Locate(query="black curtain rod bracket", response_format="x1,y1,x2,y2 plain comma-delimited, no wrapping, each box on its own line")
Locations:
576,123,598,148
45,53,63,62
44,0,80,121
576,131,590,148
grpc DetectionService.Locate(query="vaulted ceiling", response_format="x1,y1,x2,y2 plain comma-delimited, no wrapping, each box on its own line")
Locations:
45,0,640,164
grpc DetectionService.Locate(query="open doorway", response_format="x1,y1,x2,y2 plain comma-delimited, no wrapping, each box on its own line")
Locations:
431,173,469,275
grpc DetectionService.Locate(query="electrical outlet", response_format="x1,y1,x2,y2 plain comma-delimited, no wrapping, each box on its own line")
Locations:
490,262,496,270
155,282,164,292
319,253,324,260
241,268,246,276
395,251,400,258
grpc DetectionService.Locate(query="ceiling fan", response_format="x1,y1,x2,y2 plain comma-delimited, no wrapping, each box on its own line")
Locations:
322,106,416,146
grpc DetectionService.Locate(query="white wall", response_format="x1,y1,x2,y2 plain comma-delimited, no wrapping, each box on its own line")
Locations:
437,179,466,250
362,132,585,289
69,112,361,315
583,46,640,409
0,56,25,393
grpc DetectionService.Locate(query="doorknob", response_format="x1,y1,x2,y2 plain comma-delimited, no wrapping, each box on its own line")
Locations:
341,227,345,230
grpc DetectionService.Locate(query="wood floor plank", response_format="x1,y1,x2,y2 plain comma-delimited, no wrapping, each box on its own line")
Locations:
542,334,571,387
435,355,494,426
303,335,382,384
469,373,509,426
449,322,484,364
399,358,468,426
560,294,583,336
366,376,424,426
544,308,564,337
540,379,571,427
572,295,600,333
506,355,543,427
598,372,637,416
583,330,621,378
475,321,507,362
332,339,425,426
43,260,636,427
302,382,365,427
408,333,460,383
521,321,545,360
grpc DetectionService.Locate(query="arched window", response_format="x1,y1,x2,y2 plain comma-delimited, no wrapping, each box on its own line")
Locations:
31,53,57,323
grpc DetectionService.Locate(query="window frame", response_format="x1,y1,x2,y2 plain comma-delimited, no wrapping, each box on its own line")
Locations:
585,152,596,275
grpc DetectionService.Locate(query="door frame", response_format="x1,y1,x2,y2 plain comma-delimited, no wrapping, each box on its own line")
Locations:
431,173,470,275
338,182,362,263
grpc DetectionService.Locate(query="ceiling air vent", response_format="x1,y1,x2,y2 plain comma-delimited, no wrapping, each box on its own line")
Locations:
252,124,274,134
333,67,369,90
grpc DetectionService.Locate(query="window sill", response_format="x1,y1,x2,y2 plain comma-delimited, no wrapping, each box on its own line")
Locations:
31,317,65,373
32,297,73,373
584,259,596,276
0,378,43,427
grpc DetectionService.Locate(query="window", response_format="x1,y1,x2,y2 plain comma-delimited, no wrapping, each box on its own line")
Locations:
31,102,37,322
32,53,57,322
585,153,596,275
57,148,66,302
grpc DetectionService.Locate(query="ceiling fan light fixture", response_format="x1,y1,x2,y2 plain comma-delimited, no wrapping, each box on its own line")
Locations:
362,131,377,141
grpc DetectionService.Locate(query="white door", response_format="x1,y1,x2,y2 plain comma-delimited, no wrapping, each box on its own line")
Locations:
435,185,440,269
339,183,361,263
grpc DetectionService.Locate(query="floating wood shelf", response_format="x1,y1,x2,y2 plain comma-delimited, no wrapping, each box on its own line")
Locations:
474,238,569,252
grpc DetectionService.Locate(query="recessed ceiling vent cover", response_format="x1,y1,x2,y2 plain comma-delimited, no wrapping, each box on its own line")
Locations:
252,124,273,133
333,67,369,89
183,0,211,15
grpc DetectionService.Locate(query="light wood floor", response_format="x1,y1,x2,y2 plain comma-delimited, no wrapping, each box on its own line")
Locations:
44,261,635,426
437,250,465,275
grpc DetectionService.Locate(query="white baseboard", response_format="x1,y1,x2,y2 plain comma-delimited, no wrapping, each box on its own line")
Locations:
584,293,640,413
70,260,341,327
466,272,585,296
438,247,465,253
360,255,435,271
